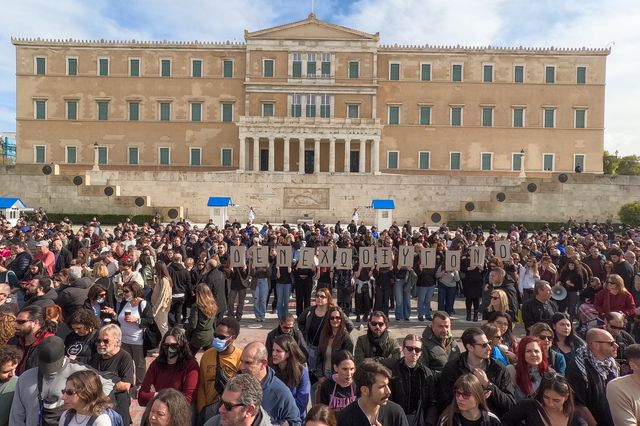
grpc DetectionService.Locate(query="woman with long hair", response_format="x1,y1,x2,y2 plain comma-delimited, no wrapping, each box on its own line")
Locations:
60,370,116,425
92,261,116,308
298,287,337,376
437,373,501,426
316,350,357,413
502,373,586,425
272,334,311,422
186,283,217,355
518,258,540,303
461,249,485,322
305,404,337,426
151,260,173,338
506,336,550,400
141,388,193,426
45,304,71,340
557,259,585,319
138,327,199,407
64,308,100,364
315,306,354,381
84,284,117,325
594,273,636,318
529,322,566,375
481,289,513,323
551,312,585,366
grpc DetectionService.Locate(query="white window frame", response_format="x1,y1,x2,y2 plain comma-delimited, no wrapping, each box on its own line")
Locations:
482,63,494,83
388,105,401,125
387,151,400,169
33,99,47,119
512,107,526,128
190,102,203,121
191,58,203,77
451,62,464,82
513,64,525,83
96,100,109,120
543,108,556,128
420,62,432,81
450,106,463,126
261,102,274,117
389,61,401,81
574,108,588,128
66,56,78,76
545,64,556,84
33,145,46,164
189,147,202,166
481,107,494,127
128,147,139,165
306,52,316,78
128,101,140,121
96,146,109,165
221,148,233,167
222,58,234,78
574,154,586,172
220,102,234,122
480,152,493,171
158,101,172,121
97,57,110,76
65,100,78,120
576,65,587,84
417,151,431,169
65,146,78,164
542,153,555,172
159,58,172,77
512,152,524,171
418,105,432,125
34,56,47,75
320,53,331,78
263,58,275,77
128,57,141,76
347,104,360,119
348,60,360,79
450,151,462,170
158,147,171,165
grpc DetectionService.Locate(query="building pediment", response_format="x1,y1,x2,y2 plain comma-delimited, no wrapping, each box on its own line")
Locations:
245,13,379,42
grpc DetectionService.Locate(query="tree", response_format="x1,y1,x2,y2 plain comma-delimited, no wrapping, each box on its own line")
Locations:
619,201,640,226
603,151,619,175
617,155,640,176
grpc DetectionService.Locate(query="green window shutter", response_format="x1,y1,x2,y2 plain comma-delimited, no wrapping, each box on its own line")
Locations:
99,59,109,76
320,105,330,118
513,108,524,127
67,101,77,120
192,60,202,77
66,147,77,164
481,153,492,171
130,59,140,77
575,109,586,128
292,61,302,78
512,154,523,171
263,103,274,117
223,60,233,78
388,152,398,169
129,102,139,121
191,103,202,122
483,65,493,82
389,106,399,124
419,152,430,169
420,106,431,125
264,60,274,77
544,109,555,128
97,147,108,164
97,102,108,120
159,148,170,165
349,62,359,79
452,64,462,81
190,149,201,166
222,104,233,122
482,108,493,127
68,58,77,76
545,66,555,83
421,64,431,81
35,101,46,119
451,107,462,126
160,103,170,121
347,105,359,118
576,66,586,84
307,61,316,77
543,155,554,171
306,104,316,117
450,153,461,170
222,149,232,166
514,65,524,83
128,147,138,165
291,104,301,117
35,146,45,163
575,155,585,171
321,61,331,77
36,57,46,75
161,60,171,77
389,63,400,80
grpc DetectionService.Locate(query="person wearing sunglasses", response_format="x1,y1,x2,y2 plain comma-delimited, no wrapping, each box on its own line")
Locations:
439,327,515,417
10,304,55,375
59,369,122,426
437,373,502,426
607,343,640,426
202,374,272,426
604,312,635,368
566,327,619,426
315,306,353,381
386,334,438,426
529,322,567,375
354,311,400,365
141,388,193,426
138,327,199,407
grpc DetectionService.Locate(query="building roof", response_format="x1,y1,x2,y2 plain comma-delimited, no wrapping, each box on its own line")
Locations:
207,197,233,207
0,197,28,209
245,13,379,41
371,199,395,209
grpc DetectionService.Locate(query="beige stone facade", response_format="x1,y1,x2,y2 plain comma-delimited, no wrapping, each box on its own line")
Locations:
13,13,608,175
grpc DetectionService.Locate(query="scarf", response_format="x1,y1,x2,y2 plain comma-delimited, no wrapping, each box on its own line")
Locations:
573,346,619,383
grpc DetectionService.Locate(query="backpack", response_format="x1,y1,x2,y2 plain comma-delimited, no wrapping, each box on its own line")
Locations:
63,407,124,426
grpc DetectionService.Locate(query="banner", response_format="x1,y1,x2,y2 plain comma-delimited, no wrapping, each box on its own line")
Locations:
335,248,353,270
377,247,393,268
276,245,292,267
468,246,486,268
397,246,414,268
298,247,316,268
494,241,511,262
445,250,461,271
359,247,375,268
317,246,334,267
229,246,246,268
250,245,269,268
421,248,437,269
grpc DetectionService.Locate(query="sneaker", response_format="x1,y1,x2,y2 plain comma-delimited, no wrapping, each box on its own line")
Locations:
426,315,433,321
418,316,424,322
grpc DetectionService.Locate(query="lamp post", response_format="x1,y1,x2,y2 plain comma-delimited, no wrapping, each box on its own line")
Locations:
519,148,526,178
92,142,100,171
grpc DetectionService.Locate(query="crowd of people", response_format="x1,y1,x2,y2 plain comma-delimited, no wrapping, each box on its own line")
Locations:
0,213,639,426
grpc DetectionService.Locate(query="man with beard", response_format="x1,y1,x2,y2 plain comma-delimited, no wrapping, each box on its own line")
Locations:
23,276,57,308
265,314,308,364
10,305,55,375
203,374,272,426
0,345,20,425
354,311,401,364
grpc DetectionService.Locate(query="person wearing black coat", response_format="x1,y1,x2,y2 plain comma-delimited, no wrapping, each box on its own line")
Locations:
204,258,227,324
8,243,31,280
52,239,73,273
56,273,93,321
167,255,192,326
461,256,485,322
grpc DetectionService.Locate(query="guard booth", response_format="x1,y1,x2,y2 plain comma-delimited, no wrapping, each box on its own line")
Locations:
0,197,32,226
207,197,234,227
371,199,395,231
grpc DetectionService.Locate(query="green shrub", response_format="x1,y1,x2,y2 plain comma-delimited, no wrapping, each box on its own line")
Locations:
619,202,640,226
23,212,155,226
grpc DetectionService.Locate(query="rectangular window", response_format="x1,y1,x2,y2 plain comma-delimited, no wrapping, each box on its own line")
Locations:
545,65,555,83
575,109,586,128
482,108,493,127
306,95,316,117
512,153,523,171
160,59,171,77
513,108,525,127
192,59,202,77
544,108,555,128
348,61,359,79
543,154,554,171
262,103,274,117
292,53,302,78
418,152,430,169
388,106,400,125
451,107,462,126
450,152,461,170
190,148,201,166
389,63,400,81
452,64,463,82
35,100,46,119
263,59,274,77
481,153,493,171
483,64,493,82
66,100,77,120
419,106,431,125
291,94,302,117
35,57,46,75
67,57,77,76
321,53,331,77
128,147,139,165
34,146,46,164
98,58,109,76
387,151,399,169
576,66,586,84
223,60,233,78
159,102,171,121
191,103,202,122
421,63,431,81
97,147,108,165
574,154,585,172
306,53,316,78
129,58,140,77
221,148,233,166
129,102,139,121
514,65,524,83
347,104,359,119
159,147,170,165
97,101,109,120
221,103,233,122
66,146,77,164
320,95,331,118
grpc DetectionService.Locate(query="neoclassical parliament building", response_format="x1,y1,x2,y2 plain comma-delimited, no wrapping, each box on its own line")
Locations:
13,14,609,175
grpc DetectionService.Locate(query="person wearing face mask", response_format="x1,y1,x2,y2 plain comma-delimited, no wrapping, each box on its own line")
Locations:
83,284,116,325
195,317,242,424
138,327,199,407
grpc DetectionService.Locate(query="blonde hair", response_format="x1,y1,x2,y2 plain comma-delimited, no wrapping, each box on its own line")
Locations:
607,274,626,294
194,284,218,319
92,261,109,278
488,289,509,313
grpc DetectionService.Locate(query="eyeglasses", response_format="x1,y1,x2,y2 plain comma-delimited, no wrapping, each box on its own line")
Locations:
220,399,245,411
163,343,179,350
316,294,328,299
595,340,617,346
404,346,422,354
490,296,500,300
15,319,33,325
61,389,77,396
472,342,490,348
454,390,472,400
537,335,553,341
213,333,230,340
123,289,131,294
97,338,111,345
370,321,385,328
330,316,342,321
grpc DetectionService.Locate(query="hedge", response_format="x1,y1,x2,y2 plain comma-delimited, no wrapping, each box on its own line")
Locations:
23,213,156,226
446,221,623,232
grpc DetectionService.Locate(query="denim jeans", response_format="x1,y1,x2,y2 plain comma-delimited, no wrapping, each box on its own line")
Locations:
394,279,411,320
276,282,292,319
417,286,436,319
253,278,269,319
438,283,457,314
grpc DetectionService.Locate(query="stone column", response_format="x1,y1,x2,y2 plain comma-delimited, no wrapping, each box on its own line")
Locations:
268,137,275,172
344,139,350,173
298,139,305,174
314,138,320,174
329,138,336,173
253,137,260,172
283,137,290,172
372,137,381,175
237,135,245,172
359,139,366,173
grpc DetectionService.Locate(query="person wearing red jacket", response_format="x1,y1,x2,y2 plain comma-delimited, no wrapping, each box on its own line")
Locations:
594,274,636,319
